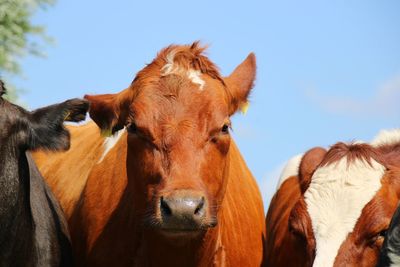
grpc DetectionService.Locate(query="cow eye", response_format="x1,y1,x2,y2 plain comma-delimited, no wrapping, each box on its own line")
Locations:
127,122,137,134
221,124,230,134
378,229,387,238
370,229,388,247
126,122,158,148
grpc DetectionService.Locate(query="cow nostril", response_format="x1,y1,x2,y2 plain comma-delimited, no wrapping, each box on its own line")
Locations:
160,197,172,216
194,197,205,215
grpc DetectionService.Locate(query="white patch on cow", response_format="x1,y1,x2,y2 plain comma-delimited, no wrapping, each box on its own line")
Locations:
187,69,205,90
160,51,205,90
98,128,126,163
371,129,400,147
389,252,400,267
353,140,366,145
276,153,303,190
161,51,177,75
304,157,385,267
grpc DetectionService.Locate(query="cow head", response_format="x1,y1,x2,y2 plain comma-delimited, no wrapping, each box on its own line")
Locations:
288,142,400,267
0,80,89,152
85,42,256,238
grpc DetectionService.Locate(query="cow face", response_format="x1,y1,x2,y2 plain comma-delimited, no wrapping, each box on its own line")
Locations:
0,80,89,152
288,143,400,267
85,43,256,238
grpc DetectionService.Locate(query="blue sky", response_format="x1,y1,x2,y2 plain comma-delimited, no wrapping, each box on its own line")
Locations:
11,0,400,207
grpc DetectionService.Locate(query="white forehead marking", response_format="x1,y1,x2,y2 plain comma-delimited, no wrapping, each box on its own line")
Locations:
371,129,400,147
161,51,177,75
304,157,385,267
98,128,126,163
187,69,205,90
160,51,205,90
276,153,303,190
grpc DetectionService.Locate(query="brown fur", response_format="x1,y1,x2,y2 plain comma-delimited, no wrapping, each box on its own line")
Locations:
298,147,326,193
33,43,265,267
320,142,385,168
152,41,224,83
265,141,400,267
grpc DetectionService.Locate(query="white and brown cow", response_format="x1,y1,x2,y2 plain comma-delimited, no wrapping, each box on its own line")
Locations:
264,130,400,267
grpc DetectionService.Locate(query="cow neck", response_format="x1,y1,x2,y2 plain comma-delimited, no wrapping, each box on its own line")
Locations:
135,225,222,267
0,144,33,262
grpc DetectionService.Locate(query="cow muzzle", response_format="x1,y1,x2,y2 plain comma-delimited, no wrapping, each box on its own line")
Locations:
157,190,214,235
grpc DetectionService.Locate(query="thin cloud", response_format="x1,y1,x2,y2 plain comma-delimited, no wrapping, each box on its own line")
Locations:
306,73,400,118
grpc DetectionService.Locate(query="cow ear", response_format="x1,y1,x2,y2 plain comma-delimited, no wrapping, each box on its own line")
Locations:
84,89,132,136
27,98,89,151
0,80,5,97
224,53,256,115
299,147,327,193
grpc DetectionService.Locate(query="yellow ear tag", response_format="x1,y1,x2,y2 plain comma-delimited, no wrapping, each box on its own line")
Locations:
240,101,250,115
64,111,71,121
101,128,112,137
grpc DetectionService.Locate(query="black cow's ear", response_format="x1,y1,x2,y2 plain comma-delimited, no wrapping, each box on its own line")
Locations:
0,80,6,97
26,98,89,151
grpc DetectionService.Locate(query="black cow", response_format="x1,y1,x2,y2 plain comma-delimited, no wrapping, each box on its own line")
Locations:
0,80,89,267
377,204,400,267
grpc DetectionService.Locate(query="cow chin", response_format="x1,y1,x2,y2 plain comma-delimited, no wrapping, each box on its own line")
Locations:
157,219,217,242
148,212,218,238
158,228,205,241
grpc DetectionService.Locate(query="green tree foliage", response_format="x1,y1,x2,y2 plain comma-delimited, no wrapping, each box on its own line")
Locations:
0,0,54,101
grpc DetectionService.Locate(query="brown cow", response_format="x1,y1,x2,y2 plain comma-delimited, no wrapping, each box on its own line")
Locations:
264,130,400,267
33,42,265,267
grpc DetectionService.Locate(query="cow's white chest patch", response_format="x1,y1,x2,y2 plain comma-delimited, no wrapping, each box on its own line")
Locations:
98,129,126,163
304,157,385,267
